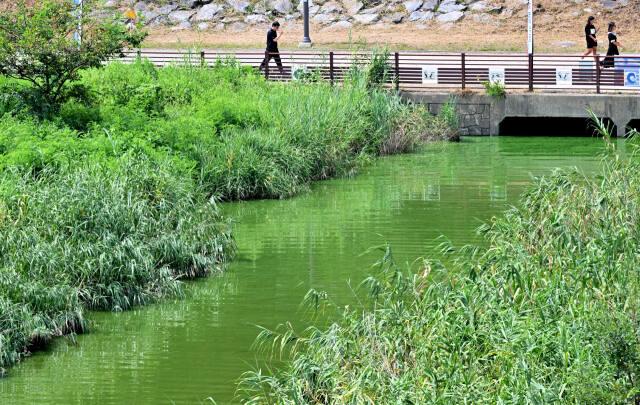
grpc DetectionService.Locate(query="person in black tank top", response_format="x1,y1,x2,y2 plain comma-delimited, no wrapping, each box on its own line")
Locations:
601,22,624,69
581,16,599,65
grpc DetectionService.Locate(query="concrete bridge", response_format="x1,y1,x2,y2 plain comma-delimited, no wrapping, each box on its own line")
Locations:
402,92,640,137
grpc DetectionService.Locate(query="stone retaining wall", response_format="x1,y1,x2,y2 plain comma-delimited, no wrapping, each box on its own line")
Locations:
422,98,491,136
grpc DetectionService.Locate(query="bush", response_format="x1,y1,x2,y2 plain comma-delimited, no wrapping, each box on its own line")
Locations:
382,98,459,155
482,79,506,99
0,0,146,106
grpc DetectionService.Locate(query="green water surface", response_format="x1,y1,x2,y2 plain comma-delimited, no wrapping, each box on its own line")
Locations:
0,137,609,404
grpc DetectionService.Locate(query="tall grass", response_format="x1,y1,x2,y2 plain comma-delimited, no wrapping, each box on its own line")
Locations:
0,156,235,373
239,121,640,404
1,58,457,200
0,57,455,372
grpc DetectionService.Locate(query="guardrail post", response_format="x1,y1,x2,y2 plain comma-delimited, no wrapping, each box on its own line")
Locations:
596,54,601,94
264,51,269,80
461,52,466,90
329,51,334,85
394,52,400,91
200,50,205,68
528,53,533,92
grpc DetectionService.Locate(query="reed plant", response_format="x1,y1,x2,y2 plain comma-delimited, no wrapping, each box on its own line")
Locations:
0,155,235,372
239,120,640,404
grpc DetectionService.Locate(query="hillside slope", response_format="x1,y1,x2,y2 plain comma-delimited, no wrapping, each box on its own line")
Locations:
106,0,640,51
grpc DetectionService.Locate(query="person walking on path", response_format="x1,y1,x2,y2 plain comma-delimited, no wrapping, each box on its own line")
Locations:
581,16,599,65
259,21,285,75
601,22,623,69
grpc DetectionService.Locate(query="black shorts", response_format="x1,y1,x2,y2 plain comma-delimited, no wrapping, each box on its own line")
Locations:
586,38,597,48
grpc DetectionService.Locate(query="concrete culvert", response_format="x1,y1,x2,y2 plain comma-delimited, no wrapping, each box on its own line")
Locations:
626,119,640,137
498,116,618,137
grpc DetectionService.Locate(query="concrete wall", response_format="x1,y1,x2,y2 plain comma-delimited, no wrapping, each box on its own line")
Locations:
401,92,640,137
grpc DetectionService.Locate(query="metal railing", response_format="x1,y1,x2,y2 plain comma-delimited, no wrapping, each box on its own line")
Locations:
120,50,640,94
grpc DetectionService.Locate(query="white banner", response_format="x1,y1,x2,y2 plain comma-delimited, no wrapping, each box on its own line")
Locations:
556,68,572,85
291,64,307,80
578,60,594,70
489,68,505,85
421,66,438,84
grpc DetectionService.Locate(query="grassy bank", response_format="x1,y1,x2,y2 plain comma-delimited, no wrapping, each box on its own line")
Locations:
0,58,456,372
239,122,640,404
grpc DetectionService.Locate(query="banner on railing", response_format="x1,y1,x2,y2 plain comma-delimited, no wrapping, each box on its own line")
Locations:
291,64,307,80
578,60,594,70
421,66,438,84
556,68,572,85
625,68,640,87
489,68,505,85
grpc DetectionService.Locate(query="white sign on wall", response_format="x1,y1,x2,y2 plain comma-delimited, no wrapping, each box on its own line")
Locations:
556,68,572,85
489,68,505,85
421,66,438,84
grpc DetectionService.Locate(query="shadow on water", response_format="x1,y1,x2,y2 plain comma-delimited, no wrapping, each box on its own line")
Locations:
499,117,617,137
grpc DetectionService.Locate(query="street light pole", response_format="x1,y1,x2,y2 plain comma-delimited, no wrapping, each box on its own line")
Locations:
299,0,312,48
73,0,83,47
527,0,533,54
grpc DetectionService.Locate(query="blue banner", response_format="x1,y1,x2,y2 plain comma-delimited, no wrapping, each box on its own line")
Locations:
625,68,640,87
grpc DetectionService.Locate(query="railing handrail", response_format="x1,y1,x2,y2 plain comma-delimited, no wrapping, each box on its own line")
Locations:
117,49,640,94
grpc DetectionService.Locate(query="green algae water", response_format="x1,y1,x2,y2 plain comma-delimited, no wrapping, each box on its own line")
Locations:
0,137,610,404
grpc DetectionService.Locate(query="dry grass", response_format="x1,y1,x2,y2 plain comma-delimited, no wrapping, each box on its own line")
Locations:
143,0,640,52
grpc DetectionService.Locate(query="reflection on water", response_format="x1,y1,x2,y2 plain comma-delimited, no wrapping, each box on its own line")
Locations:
0,137,607,405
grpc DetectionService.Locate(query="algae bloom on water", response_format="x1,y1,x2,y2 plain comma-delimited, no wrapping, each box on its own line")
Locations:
239,121,640,404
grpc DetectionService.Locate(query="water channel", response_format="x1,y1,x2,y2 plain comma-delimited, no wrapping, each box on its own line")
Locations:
0,137,608,404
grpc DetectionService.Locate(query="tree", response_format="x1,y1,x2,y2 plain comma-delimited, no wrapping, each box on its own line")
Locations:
0,0,147,106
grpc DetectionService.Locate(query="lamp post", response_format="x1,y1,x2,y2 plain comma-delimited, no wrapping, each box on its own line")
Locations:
299,0,312,48
527,0,533,54
527,0,534,91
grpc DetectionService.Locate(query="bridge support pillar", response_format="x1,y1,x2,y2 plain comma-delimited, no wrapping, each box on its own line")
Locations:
613,116,631,138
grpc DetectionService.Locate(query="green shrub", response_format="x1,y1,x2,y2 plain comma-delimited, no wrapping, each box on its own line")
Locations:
0,0,146,106
58,102,101,131
482,79,506,99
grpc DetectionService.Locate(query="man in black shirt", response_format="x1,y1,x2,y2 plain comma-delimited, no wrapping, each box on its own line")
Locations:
259,21,285,75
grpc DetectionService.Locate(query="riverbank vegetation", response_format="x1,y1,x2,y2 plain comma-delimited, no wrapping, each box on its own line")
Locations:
0,43,457,374
239,121,640,404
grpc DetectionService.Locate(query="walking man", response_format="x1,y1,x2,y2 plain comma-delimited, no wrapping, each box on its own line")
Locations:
259,21,285,75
